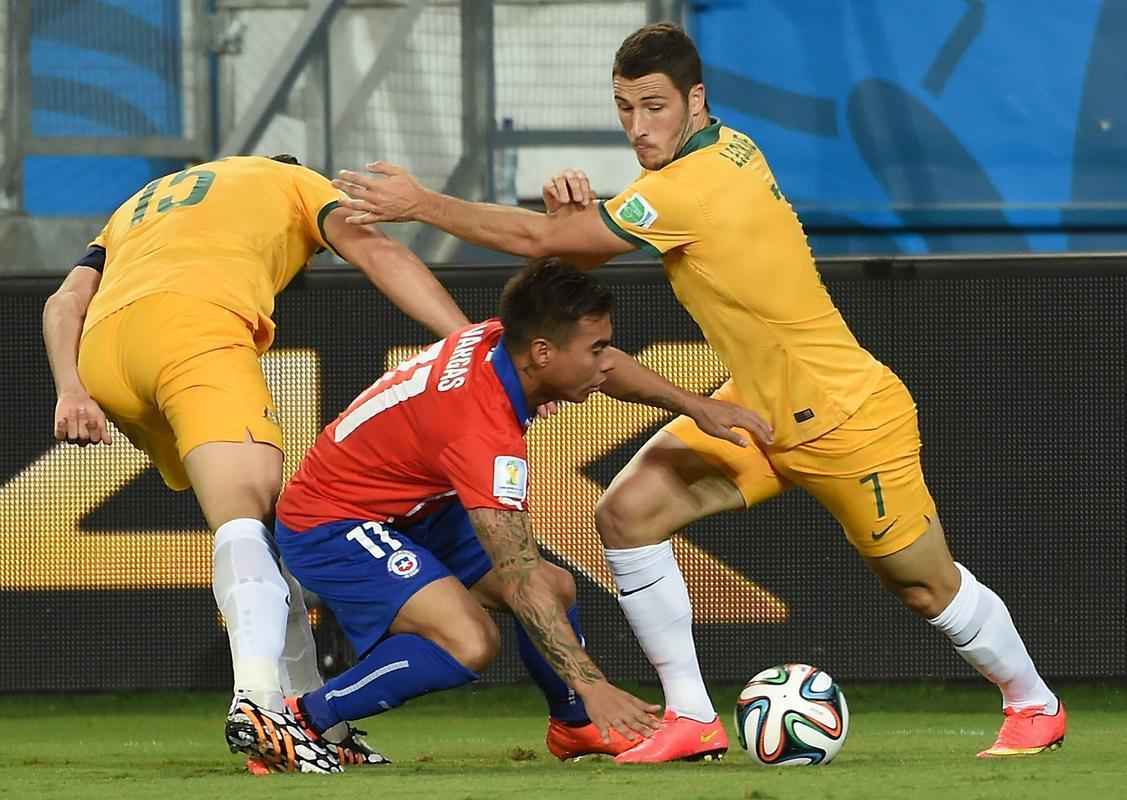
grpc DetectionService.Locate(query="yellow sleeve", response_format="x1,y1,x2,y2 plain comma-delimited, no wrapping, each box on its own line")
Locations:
289,166,346,252
88,221,110,251
75,220,111,271
598,172,699,257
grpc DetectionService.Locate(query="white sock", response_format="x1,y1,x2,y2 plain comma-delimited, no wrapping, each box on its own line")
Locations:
606,541,716,722
213,518,290,712
929,562,1057,713
279,567,323,696
277,568,349,742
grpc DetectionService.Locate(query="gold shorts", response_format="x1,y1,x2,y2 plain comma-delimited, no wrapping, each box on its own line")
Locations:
78,293,282,490
663,367,937,557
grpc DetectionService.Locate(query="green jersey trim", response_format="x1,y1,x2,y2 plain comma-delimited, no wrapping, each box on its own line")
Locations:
597,202,663,259
316,200,343,258
673,117,722,160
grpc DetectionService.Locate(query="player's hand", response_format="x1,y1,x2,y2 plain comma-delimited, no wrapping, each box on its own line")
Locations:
54,391,113,446
687,396,774,447
575,679,661,743
535,401,559,419
333,162,427,225
542,169,595,213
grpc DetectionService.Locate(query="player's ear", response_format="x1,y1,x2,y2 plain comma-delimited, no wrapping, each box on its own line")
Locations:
529,337,553,368
688,83,706,117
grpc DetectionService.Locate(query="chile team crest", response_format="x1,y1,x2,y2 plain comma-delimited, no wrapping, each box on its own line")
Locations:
387,550,421,579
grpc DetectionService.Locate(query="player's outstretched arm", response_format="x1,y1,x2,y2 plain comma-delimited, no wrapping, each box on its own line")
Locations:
321,207,471,337
42,266,112,446
332,162,632,267
466,507,660,741
599,347,774,447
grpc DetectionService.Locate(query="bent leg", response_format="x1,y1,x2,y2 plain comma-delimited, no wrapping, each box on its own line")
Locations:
301,577,495,733
278,517,497,734
598,400,786,723
596,431,752,550
172,323,288,710
157,298,293,712
185,437,290,711
868,516,1057,713
789,371,1057,716
473,562,590,724
862,515,959,617
389,575,501,671
416,500,592,726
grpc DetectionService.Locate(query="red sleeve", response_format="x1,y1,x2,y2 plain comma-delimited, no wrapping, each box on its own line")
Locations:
438,430,530,512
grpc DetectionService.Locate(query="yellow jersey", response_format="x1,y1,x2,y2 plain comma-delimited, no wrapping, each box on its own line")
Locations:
600,121,885,449
83,156,341,353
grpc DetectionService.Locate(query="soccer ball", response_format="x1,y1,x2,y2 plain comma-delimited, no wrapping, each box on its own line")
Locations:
735,663,849,766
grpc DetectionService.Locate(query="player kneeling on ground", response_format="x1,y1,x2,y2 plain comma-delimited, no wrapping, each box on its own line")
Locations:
270,259,773,761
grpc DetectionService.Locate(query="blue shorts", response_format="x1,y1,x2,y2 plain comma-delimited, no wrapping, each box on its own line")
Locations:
276,502,493,659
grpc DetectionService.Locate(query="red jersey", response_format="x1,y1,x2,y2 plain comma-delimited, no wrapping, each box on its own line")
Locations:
277,320,533,531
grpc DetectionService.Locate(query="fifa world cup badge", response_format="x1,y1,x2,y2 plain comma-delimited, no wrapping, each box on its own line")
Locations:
493,456,528,502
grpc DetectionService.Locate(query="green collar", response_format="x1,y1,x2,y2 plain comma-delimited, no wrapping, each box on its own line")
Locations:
674,117,721,160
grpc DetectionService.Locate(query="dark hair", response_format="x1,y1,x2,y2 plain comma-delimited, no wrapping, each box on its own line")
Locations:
613,23,703,99
500,258,615,348
270,154,301,165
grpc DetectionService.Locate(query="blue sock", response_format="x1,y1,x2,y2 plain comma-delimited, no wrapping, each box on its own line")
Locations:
515,604,590,725
300,633,478,733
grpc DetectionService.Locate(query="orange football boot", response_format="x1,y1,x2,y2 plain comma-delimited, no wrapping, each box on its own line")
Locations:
614,709,727,763
546,718,642,760
977,700,1066,758
245,757,271,776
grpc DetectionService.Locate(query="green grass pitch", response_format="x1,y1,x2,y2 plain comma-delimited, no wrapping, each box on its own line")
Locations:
1,683,1121,800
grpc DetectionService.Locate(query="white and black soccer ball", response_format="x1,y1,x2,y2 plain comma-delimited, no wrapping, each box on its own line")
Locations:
735,663,849,766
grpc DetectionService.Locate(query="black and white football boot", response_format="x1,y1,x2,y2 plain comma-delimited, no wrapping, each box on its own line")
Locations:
225,696,341,774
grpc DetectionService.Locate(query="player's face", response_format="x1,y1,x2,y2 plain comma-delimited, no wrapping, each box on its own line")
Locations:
613,72,703,170
544,314,614,403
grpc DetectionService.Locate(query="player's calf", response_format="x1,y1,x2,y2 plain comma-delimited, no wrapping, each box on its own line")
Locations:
295,632,482,740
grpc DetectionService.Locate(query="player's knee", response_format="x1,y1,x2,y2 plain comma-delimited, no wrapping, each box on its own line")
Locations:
201,474,282,530
438,614,500,673
239,474,282,524
889,583,948,619
246,471,283,510
595,488,652,549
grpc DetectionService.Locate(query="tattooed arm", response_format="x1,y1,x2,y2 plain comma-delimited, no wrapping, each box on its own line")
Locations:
467,507,601,684
467,507,659,739
599,347,774,447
